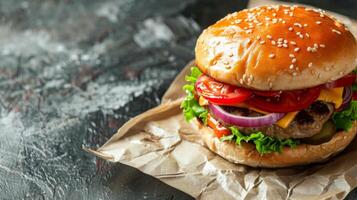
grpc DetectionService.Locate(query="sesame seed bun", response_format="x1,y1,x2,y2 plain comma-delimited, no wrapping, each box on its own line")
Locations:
195,119,357,168
195,5,357,90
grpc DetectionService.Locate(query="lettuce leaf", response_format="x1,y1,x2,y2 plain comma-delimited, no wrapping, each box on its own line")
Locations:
180,67,208,124
333,100,357,131
220,127,299,155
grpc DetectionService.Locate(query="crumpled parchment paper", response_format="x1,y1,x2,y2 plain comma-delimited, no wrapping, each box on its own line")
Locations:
87,0,357,199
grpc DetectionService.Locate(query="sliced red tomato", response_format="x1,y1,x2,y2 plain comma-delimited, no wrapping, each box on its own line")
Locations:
353,92,357,100
325,73,356,88
253,90,282,97
195,75,253,105
248,87,321,113
207,114,230,138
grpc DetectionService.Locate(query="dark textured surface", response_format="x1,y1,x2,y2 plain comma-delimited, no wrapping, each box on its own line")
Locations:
0,0,356,199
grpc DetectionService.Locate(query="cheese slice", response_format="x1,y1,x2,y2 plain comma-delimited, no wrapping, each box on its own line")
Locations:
276,111,298,128
199,96,209,106
317,87,344,109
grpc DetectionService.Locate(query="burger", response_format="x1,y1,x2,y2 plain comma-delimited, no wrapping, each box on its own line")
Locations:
181,5,357,168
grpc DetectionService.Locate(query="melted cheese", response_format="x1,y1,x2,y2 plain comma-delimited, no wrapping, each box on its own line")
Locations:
199,96,209,106
317,87,344,109
276,111,298,128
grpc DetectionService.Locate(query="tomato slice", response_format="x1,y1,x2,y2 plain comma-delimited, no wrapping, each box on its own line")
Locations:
253,90,282,97
248,87,321,113
195,75,253,105
325,73,356,88
353,92,357,100
207,114,231,138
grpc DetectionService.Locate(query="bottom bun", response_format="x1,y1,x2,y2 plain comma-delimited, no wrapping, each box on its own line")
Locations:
195,121,357,168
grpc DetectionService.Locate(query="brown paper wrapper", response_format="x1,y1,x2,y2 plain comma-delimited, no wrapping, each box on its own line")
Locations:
87,1,357,199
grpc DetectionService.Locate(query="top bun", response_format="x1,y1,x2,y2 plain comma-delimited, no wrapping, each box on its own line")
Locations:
195,5,357,90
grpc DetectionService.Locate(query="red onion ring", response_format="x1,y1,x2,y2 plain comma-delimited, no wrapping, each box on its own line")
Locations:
208,103,285,127
337,86,352,111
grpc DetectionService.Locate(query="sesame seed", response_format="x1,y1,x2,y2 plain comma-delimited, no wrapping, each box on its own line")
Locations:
305,33,310,38
289,54,295,58
284,40,288,44
308,62,313,68
320,14,325,18
278,38,283,42
289,64,294,69
256,36,261,40
292,58,297,63
271,40,276,45
269,54,275,58
307,47,312,52
288,27,293,31
283,44,288,48
319,44,326,48
289,13,293,17
294,23,302,28
313,43,318,48
257,22,263,26
235,19,242,24
267,35,272,39
303,24,308,27
294,47,300,52
316,21,321,25
260,40,266,44
332,29,342,35
277,44,283,48
290,41,297,45
299,34,304,39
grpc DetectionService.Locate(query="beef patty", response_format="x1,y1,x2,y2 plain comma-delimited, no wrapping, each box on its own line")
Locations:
211,101,334,139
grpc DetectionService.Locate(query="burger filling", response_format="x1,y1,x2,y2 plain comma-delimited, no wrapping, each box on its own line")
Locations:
181,67,357,154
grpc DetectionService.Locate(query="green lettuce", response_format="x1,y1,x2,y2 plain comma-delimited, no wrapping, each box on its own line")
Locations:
220,127,299,155
333,100,357,131
181,67,208,124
